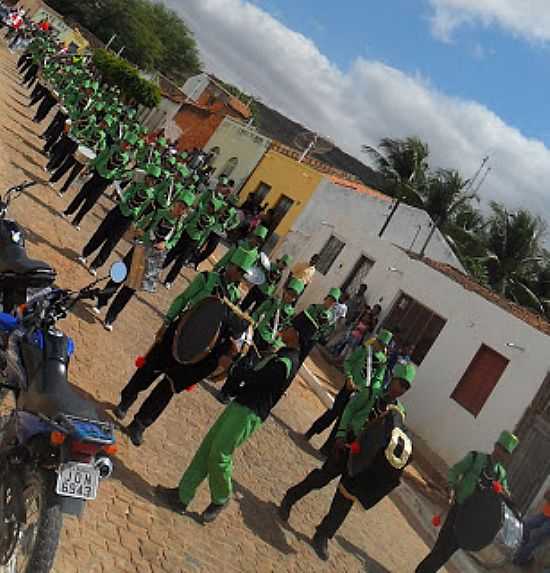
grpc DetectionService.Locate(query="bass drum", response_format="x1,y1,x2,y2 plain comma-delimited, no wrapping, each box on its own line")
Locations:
455,489,523,557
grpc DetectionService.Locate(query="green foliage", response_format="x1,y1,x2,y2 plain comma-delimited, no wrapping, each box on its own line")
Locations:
46,0,201,82
93,49,161,108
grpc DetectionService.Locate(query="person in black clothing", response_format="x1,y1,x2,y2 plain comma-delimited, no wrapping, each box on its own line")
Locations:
155,319,315,524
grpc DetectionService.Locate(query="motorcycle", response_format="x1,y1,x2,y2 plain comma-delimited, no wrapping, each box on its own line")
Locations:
0,248,127,570
0,181,56,314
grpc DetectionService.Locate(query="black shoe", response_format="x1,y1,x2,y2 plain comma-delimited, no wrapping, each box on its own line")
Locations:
127,419,145,447
155,486,188,515
278,496,293,522
201,501,229,523
311,531,330,561
113,404,128,420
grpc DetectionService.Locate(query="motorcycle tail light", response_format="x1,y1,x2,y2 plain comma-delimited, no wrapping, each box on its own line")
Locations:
50,431,66,446
70,441,102,456
103,443,118,455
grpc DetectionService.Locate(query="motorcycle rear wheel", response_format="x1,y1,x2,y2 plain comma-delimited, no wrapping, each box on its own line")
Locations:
0,468,62,573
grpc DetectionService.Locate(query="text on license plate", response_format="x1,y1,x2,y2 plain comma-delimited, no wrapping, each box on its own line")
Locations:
56,463,99,500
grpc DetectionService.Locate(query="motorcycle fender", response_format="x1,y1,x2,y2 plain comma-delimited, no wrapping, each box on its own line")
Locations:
59,496,85,517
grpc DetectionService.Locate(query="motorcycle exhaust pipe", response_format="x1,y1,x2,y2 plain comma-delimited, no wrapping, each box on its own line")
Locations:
95,455,114,480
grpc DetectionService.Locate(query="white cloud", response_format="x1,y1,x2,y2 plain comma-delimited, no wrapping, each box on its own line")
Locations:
429,0,550,43
165,0,550,219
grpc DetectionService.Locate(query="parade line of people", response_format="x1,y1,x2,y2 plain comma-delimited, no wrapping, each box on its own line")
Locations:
4,16,528,571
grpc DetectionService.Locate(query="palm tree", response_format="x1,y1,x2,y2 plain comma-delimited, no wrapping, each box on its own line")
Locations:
484,202,546,311
362,137,430,237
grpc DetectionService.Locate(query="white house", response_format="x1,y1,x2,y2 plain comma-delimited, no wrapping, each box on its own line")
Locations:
138,74,186,134
277,186,550,512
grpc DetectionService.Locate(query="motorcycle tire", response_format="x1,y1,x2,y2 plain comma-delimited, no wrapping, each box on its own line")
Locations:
0,468,62,573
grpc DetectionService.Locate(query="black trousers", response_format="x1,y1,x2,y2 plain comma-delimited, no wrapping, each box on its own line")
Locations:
23,63,38,87
44,122,68,156
17,52,31,70
316,488,355,539
105,286,136,325
47,136,77,172
29,83,47,106
33,92,57,123
240,285,268,313
192,233,221,267
415,505,459,573
97,248,134,309
284,449,348,507
307,385,353,440
120,326,222,428
58,159,85,196
64,171,111,226
43,110,65,140
82,206,131,270
163,231,198,284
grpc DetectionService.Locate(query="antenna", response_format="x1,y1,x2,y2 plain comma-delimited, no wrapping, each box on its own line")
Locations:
293,131,334,163
472,166,491,195
464,155,490,193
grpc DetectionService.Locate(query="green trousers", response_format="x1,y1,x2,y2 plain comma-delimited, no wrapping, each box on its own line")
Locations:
178,402,263,506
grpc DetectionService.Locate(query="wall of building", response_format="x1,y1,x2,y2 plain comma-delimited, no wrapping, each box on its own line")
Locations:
278,199,550,465
139,97,180,133
239,150,323,240
181,73,209,102
204,116,271,191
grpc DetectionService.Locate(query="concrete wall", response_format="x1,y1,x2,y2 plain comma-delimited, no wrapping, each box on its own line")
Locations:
239,150,324,239
204,116,271,191
181,73,209,102
278,200,550,465
139,97,180,133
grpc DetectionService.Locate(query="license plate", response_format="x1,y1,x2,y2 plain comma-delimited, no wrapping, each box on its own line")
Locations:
56,463,99,500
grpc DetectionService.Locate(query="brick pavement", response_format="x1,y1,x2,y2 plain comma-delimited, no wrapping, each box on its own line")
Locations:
0,43,451,572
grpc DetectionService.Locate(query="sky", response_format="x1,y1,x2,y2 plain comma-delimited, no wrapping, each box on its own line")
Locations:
164,0,550,221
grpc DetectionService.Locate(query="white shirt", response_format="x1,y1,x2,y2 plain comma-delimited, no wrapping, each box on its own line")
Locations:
333,302,348,321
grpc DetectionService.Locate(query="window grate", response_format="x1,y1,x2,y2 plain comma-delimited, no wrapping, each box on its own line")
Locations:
317,235,345,275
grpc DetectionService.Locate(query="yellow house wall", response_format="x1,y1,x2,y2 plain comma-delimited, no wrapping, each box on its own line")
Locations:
240,150,323,238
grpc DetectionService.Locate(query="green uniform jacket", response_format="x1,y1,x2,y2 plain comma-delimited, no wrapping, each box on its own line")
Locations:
449,452,510,504
344,346,387,391
165,271,241,324
134,209,185,251
215,240,258,272
306,304,337,343
252,297,295,345
93,146,130,181
119,182,155,220
184,209,217,245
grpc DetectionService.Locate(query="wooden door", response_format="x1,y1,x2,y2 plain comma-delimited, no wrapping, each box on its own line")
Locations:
341,255,374,294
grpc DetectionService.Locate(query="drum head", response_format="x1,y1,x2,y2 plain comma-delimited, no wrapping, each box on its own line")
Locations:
454,489,504,551
172,297,226,364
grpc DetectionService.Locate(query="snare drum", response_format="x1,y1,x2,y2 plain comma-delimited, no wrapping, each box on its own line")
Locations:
74,145,96,165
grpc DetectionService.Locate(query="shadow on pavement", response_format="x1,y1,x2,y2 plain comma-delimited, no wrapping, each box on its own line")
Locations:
24,226,82,264
5,142,44,169
2,124,44,155
271,412,325,461
4,100,33,121
335,535,392,572
112,454,156,505
233,480,297,556
9,160,50,186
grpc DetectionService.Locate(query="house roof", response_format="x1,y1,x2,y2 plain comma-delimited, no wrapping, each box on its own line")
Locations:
227,96,252,119
158,75,186,104
411,254,550,337
329,175,392,203
270,141,358,180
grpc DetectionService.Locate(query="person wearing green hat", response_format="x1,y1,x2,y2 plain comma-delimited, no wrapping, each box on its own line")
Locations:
213,225,268,274
416,430,518,572
279,360,414,546
304,364,415,561
156,320,304,524
114,246,257,446
62,142,133,230
78,166,162,274
305,329,391,451
162,196,223,288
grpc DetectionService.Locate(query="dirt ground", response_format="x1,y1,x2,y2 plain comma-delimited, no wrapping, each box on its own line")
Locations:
0,43,458,572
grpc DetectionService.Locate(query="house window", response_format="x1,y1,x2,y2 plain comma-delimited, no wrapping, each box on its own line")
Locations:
383,293,446,365
268,194,295,232
341,255,375,295
254,181,272,203
317,235,345,276
221,157,238,177
451,345,509,417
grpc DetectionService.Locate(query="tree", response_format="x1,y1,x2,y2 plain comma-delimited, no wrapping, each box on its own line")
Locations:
46,0,201,82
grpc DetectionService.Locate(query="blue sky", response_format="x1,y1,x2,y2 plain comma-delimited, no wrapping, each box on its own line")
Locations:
256,0,550,145
170,0,550,220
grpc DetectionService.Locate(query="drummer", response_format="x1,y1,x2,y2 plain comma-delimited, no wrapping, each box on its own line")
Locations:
113,246,257,446
95,190,197,330
79,164,163,274
306,371,414,561
415,430,518,573
155,316,313,524
240,254,292,313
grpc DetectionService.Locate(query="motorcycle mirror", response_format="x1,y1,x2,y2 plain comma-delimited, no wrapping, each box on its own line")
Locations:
110,261,128,284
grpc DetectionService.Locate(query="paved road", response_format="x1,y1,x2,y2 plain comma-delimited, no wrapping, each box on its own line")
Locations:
0,43,449,572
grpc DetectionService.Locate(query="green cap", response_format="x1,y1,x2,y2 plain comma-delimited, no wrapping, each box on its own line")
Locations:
145,164,162,178
282,303,295,318
287,277,305,296
210,195,225,212
176,163,190,178
377,329,393,347
103,114,115,127
392,362,416,386
157,137,167,148
165,155,177,166
280,254,292,267
179,152,188,161
179,189,196,208
254,225,269,240
497,431,519,454
328,287,342,302
192,174,200,182
229,247,256,273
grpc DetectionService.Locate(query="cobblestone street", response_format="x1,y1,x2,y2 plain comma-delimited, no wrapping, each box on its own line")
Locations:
0,42,450,573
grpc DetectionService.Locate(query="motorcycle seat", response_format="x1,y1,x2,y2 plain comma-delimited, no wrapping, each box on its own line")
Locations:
0,245,55,289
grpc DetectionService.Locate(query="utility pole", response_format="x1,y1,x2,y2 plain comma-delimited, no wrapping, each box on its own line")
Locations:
105,34,117,50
